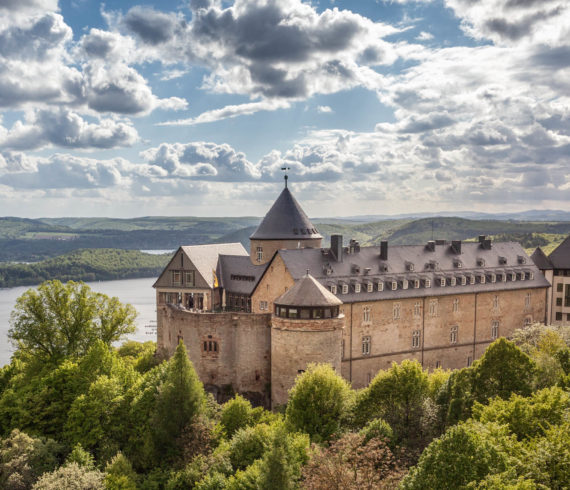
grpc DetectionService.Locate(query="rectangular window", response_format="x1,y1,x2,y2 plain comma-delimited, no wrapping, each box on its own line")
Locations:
529,272,534,280
450,277,456,286
172,270,182,285
557,283,563,292
467,357,472,367
412,330,421,349
491,321,499,339
377,282,384,292
440,277,446,287
185,271,195,286
502,273,507,282
435,360,442,368
355,283,361,293
565,285,570,307
413,302,421,318
525,292,531,308
331,285,337,295
511,273,517,281
556,297,563,306
256,247,263,262
425,279,431,288
362,336,371,356
363,306,371,322
259,301,268,311
367,282,373,293
493,295,499,310
414,279,420,288
453,298,459,313
490,273,496,283
367,373,372,385
402,279,409,290
450,325,458,344
524,316,532,326
470,275,476,285
393,302,401,320
342,284,348,294
341,339,345,359
461,276,467,286
429,299,438,317
391,281,397,291
556,312,563,321
480,275,486,284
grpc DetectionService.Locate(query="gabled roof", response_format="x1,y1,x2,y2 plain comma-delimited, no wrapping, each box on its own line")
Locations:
548,235,570,269
275,240,550,303
250,187,322,240
218,254,269,295
531,247,553,270
275,273,342,307
153,242,247,289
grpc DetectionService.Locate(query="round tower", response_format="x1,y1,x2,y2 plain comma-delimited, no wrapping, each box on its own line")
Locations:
271,273,344,407
249,181,322,265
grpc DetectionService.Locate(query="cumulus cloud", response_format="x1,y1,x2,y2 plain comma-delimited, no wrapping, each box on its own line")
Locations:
0,109,139,150
317,105,333,113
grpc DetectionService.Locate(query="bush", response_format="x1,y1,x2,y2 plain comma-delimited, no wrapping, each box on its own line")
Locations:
32,462,104,490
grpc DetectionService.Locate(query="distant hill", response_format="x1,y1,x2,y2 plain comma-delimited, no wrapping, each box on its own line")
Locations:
0,249,171,288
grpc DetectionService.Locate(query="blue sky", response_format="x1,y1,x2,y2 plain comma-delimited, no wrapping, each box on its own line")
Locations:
0,0,568,218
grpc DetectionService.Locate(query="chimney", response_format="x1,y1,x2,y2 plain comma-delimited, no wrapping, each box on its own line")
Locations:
451,240,462,254
330,234,343,262
478,235,486,243
380,241,388,260
426,240,435,252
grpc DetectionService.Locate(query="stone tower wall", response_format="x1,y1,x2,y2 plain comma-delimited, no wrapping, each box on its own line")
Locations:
250,238,322,265
271,314,344,407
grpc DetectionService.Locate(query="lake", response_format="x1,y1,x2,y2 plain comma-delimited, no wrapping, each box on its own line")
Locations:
0,277,157,367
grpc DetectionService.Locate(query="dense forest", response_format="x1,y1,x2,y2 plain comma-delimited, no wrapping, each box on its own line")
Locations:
0,280,568,489
0,249,171,288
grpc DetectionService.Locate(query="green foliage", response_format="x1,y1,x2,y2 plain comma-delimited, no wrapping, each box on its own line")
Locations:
285,363,353,443
0,429,63,490
104,453,138,490
220,395,255,439
229,423,273,471
117,341,158,374
258,425,309,490
8,281,136,364
225,459,262,490
359,418,394,445
401,421,516,489
31,462,104,490
354,360,429,446
66,444,95,470
151,342,206,460
472,387,570,440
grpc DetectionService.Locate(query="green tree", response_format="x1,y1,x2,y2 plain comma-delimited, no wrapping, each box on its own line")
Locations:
104,453,138,490
401,421,516,490
354,360,429,445
66,444,95,470
9,281,136,364
285,364,353,443
220,395,254,439
151,342,206,459
31,462,104,490
229,423,273,471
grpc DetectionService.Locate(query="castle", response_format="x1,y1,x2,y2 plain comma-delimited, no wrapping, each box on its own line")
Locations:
154,181,550,407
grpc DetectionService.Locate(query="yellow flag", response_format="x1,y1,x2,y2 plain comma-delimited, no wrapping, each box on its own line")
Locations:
213,269,219,288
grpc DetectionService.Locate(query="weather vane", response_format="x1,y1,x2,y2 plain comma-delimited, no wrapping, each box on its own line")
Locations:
281,167,290,188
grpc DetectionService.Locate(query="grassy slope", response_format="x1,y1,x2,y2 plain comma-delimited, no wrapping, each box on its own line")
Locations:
0,249,171,288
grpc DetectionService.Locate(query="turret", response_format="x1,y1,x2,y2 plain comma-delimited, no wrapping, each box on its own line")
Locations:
270,273,344,407
249,181,322,265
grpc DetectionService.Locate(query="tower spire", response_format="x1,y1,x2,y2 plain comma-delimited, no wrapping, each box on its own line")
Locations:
281,167,290,188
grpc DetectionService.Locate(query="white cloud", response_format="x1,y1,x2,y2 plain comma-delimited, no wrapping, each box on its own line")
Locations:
317,105,333,113
416,31,434,41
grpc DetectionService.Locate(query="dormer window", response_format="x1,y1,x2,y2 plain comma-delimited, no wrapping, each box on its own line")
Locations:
377,281,384,292
454,260,462,268
342,284,349,294
477,258,485,267
511,273,516,281
413,279,420,288
490,273,496,283
470,275,475,285
520,272,526,281
529,272,534,280
502,273,507,282
517,255,526,264
366,282,373,292
439,277,446,287
402,279,409,290
391,281,397,291
355,283,361,293
450,276,456,286
330,285,337,295
256,247,263,262
406,262,414,272
425,279,431,288
460,275,467,285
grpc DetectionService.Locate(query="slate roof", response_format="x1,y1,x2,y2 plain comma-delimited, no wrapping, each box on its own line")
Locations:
548,236,570,269
174,243,247,288
250,187,322,240
218,254,269,295
276,240,550,303
275,274,343,307
531,247,553,270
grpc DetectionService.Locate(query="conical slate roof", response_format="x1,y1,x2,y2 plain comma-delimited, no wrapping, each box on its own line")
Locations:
250,187,322,240
530,247,553,270
549,235,570,269
275,273,342,307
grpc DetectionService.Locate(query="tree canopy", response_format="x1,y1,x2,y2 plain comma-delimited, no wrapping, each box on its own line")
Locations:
8,280,136,363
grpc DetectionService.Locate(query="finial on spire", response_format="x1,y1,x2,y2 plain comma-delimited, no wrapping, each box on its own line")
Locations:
281,167,290,188
306,268,310,276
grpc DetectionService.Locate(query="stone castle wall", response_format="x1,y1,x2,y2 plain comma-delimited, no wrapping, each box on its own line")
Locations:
157,306,272,403
271,315,344,407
